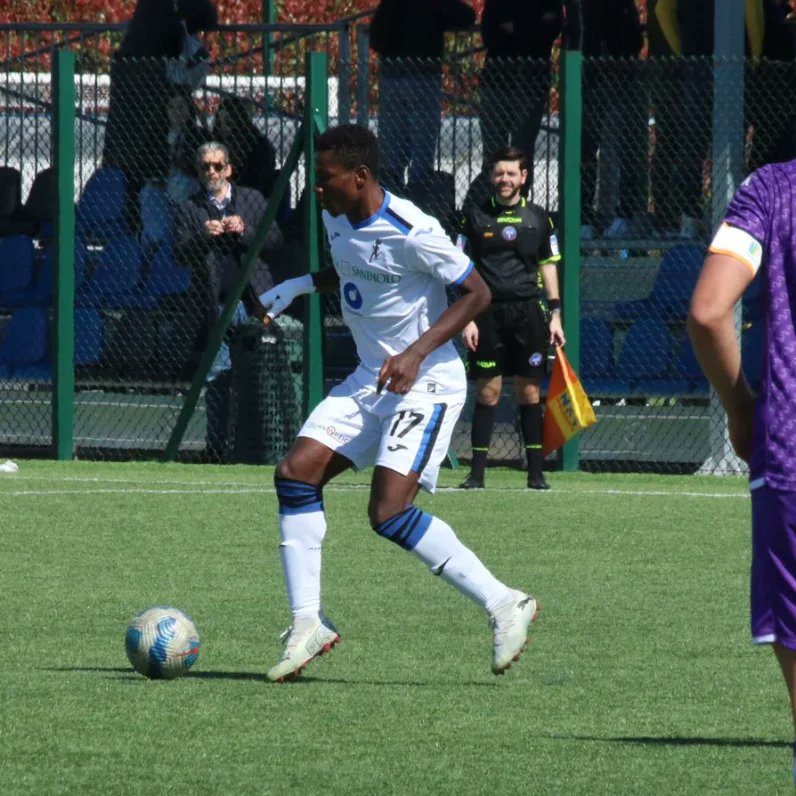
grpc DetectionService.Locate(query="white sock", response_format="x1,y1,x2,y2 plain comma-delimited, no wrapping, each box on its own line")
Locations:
275,480,327,622
409,513,511,614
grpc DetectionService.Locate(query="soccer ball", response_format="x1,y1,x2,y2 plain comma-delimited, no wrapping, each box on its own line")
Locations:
124,606,200,679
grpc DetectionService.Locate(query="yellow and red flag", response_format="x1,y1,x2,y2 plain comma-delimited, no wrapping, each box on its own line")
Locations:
542,347,597,456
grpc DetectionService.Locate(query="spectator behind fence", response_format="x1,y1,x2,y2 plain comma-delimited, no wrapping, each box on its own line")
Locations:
166,89,211,204
580,0,647,241
456,146,565,492
102,0,218,193
654,0,769,238
369,0,476,194
213,96,278,201
478,1,564,179
174,141,282,461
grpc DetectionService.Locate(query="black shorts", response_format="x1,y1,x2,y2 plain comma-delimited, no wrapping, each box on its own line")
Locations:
467,299,548,380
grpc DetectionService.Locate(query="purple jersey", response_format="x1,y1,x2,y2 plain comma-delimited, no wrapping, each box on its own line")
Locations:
723,161,796,488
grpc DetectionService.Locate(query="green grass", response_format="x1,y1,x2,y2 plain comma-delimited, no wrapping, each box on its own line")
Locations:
0,461,791,794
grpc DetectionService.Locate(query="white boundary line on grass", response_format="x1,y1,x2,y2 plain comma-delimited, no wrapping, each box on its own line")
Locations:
0,477,749,500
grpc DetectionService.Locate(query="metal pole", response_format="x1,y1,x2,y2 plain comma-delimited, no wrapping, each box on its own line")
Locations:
700,0,746,475
52,48,76,461
262,0,275,79
302,51,328,417
558,1,583,472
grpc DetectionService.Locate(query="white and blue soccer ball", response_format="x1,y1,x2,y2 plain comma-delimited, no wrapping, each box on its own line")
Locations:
124,606,200,679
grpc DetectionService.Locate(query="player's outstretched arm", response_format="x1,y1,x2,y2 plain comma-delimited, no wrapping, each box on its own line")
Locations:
258,268,339,319
377,269,491,394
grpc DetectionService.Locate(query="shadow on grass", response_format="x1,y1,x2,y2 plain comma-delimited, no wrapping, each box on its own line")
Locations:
44,667,502,687
552,733,790,749
45,667,265,681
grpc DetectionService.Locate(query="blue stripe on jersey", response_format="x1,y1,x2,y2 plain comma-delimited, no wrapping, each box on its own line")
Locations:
373,505,432,551
451,260,474,286
384,207,413,235
351,190,391,230
274,477,324,515
411,403,447,473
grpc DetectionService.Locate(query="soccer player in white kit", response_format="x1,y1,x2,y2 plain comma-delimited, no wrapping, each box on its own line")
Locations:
259,124,538,682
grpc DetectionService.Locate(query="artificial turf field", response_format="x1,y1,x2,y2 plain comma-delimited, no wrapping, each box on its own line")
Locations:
0,460,791,794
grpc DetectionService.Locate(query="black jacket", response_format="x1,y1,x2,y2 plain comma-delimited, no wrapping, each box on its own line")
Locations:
482,0,564,59
175,184,282,322
370,0,475,59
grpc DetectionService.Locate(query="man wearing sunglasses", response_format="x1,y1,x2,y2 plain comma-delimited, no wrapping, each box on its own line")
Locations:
175,140,283,461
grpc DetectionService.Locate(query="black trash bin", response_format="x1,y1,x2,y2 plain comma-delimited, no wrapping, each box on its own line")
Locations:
230,320,300,464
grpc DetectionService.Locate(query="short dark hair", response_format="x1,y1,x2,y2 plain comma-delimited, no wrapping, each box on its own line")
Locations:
316,124,379,178
488,146,529,172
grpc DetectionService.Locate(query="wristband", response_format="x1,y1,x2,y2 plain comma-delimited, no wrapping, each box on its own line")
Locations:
548,299,561,313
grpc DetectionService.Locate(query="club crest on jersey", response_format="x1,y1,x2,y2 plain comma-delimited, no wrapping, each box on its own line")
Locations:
501,225,517,241
529,352,543,367
369,238,383,262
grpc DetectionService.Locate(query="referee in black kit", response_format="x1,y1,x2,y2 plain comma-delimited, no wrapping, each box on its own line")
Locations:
457,146,565,490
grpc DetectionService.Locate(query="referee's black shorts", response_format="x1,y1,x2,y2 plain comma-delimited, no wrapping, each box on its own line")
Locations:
466,298,548,380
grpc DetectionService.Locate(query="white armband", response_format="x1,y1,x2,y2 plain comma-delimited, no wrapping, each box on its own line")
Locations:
709,222,763,274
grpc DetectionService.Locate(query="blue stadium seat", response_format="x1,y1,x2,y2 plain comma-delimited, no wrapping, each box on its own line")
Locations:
139,184,174,249
614,244,705,323
671,334,709,396
22,240,89,308
76,236,156,309
0,235,36,307
18,167,55,240
580,318,615,379
0,306,51,378
145,244,192,298
76,167,129,242
742,320,765,392
616,318,673,388
579,317,623,396
75,308,104,366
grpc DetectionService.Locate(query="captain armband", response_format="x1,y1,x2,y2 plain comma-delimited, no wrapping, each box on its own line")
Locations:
709,222,763,275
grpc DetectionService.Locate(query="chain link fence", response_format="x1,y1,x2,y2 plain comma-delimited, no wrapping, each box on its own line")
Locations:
0,20,783,473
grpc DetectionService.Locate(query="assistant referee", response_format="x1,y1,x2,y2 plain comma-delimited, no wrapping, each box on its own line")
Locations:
457,146,565,490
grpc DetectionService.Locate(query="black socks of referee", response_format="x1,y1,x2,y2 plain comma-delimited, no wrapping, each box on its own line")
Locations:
520,403,544,482
469,402,495,481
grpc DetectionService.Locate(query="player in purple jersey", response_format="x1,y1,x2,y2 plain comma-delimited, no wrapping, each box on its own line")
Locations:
257,124,539,683
688,159,796,779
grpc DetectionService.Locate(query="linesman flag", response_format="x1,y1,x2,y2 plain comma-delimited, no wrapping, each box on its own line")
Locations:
542,347,597,456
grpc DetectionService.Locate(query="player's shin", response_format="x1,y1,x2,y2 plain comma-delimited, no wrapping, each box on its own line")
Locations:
373,506,511,614
274,477,327,622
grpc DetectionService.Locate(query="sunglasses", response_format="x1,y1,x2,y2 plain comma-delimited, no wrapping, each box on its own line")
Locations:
201,161,227,172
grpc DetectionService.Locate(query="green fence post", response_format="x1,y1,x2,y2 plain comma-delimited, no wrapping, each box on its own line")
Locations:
302,51,328,417
558,35,583,472
52,48,76,461
161,132,304,462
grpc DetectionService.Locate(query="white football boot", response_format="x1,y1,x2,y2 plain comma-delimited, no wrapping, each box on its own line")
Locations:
490,589,539,674
267,615,340,682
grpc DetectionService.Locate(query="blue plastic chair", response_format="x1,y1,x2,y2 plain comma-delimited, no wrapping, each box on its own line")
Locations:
0,307,50,378
580,317,615,379
77,236,155,309
145,244,192,298
614,244,705,323
617,318,672,382
139,184,174,249
0,235,36,307
75,308,104,366
76,167,129,241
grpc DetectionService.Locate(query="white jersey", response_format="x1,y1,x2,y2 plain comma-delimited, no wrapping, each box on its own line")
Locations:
323,191,473,392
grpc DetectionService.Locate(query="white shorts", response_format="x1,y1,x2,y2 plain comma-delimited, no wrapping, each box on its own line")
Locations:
298,366,465,492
